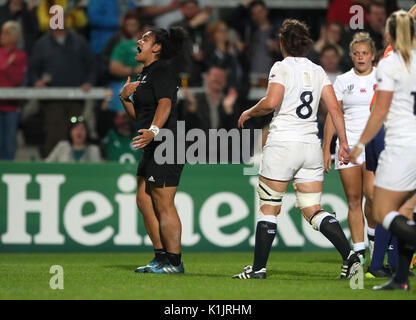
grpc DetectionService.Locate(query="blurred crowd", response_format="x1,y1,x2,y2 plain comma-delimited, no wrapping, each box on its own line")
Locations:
0,0,399,163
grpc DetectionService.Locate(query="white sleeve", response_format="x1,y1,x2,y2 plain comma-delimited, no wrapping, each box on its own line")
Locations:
333,76,344,101
376,59,395,91
268,62,287,87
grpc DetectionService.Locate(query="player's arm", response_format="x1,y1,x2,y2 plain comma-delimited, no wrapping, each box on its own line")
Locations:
119,76,139,119
358,91,392,145
132,98,172,149
322,101,342,172
321,84,349,163
238,82,284,128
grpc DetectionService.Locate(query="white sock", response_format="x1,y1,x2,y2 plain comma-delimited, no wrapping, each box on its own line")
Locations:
367,227,375,237
257,213,278,225
353,242,365,252
382,211,399,230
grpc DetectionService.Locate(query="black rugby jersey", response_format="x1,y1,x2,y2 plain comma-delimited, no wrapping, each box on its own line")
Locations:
133,59,179,130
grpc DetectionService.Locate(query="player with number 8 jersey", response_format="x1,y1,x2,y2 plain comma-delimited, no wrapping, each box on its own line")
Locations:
233,19,360,280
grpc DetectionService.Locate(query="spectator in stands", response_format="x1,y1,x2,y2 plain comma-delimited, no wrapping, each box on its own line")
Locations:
139,0,183,29
319,43,342,84
37,0,88,34
99,10,141,85
326,0,369,26
363,1,387,51
102,111,142,163
46,116,101,162
308,21,351,72
87,0,136,55
170,0,211,86
0,0,38,55
317,43,342,139
203,20,245,90
107,32,143,113
29,24,96,157
0,21,27,160
225,0,280,88
181,65,238,131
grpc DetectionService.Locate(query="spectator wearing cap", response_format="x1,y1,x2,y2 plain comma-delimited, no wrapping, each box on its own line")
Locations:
0,20,28,160
0,0,38,55
45,116,102,162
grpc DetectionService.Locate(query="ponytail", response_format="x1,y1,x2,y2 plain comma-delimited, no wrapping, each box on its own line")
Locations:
150,26,188,60
387,10,416,70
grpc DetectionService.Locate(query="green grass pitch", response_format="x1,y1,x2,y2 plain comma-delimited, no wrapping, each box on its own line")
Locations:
0,252,415,300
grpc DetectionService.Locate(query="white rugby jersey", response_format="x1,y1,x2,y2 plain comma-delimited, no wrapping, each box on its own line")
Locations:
267,57,331,144
333,68,377,142
377,50,416,147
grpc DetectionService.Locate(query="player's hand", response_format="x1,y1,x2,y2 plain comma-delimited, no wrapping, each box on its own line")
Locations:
132,129,154,149
350,145,363,165
338,142,350,165
323,148,332,173
238,110,251,128
120,76,140,99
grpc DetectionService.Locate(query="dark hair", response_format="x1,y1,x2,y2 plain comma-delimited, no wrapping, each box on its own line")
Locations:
150,26,188,60
278,19,313,57
68,116,90,145
320,43,341,57
249,0,267,10
123,9,140,22
368,0,385,13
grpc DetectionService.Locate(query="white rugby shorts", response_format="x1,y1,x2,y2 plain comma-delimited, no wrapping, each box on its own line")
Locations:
260,141,324,183
374,145,416,191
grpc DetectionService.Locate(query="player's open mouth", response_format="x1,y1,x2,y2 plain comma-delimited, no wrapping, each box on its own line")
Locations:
137,47,142,53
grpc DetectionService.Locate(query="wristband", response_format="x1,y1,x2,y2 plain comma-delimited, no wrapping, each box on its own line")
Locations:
119,94,131,102
149,125,160,136
355,142,365,149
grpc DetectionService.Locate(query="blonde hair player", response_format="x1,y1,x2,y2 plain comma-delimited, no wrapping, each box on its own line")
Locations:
323,32,377,265
233,19,360,280
350,9,416,291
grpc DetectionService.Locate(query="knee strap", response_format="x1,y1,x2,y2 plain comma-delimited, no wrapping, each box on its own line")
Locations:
257,180,285,207
295,191,322,209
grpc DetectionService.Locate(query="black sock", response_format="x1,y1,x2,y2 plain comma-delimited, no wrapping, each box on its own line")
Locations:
252,220,277,271
393,239,413,284
367,234,375,242
356,249,365,258
319,216,351,260
166,252,182,267
388,215,416,249
154,248,166,262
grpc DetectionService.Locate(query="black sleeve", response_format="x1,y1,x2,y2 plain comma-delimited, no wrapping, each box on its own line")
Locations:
152,67,178,102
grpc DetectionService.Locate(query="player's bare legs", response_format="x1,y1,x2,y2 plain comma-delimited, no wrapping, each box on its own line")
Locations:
372,188,416,289
150,185,183,267
295,181,360,278
136,177,163,248
135,177,167,272
362,166,377,256
338,166,366,257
